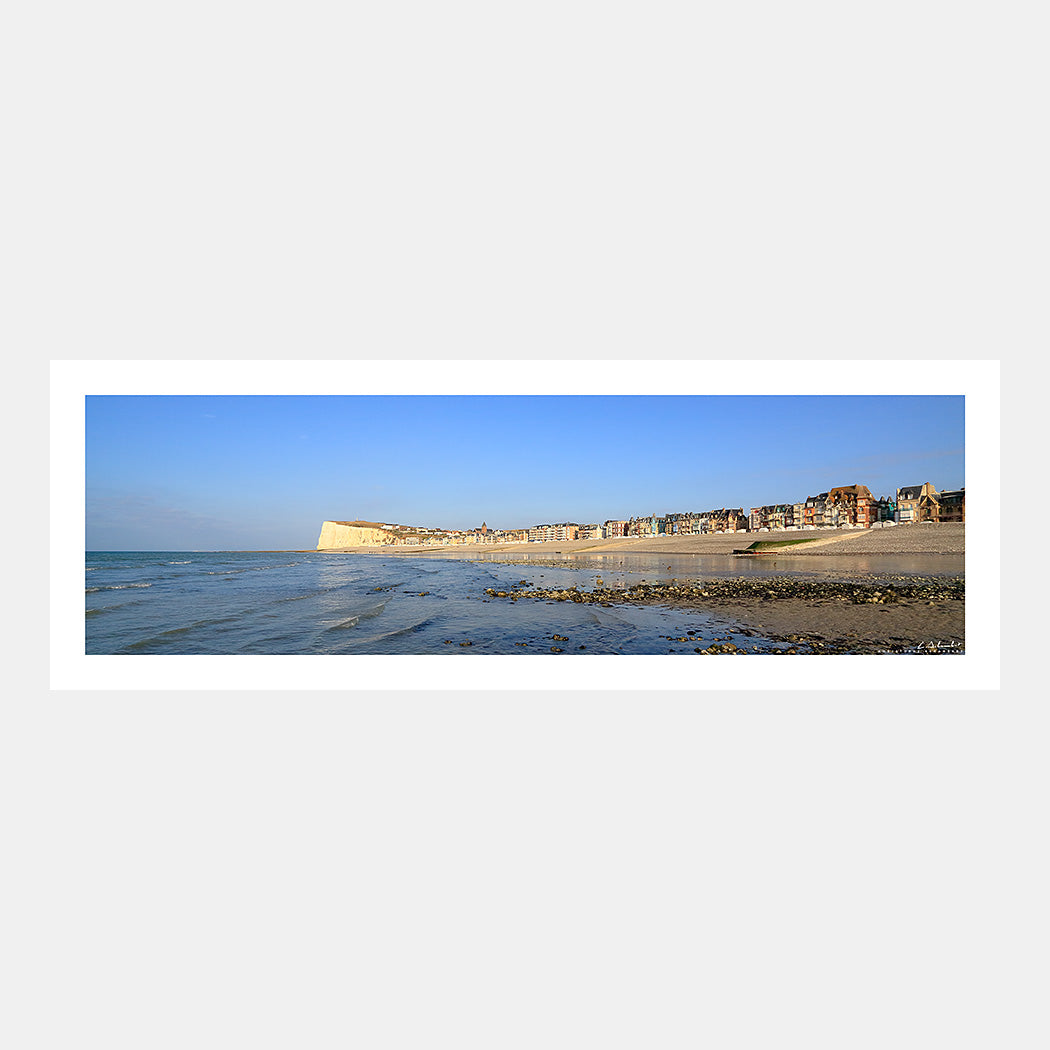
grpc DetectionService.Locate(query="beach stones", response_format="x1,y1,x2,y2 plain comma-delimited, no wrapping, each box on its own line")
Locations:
698,642,742,654
483,576,963,607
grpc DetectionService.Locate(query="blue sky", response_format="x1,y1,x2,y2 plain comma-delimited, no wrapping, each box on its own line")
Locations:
85,395,965,550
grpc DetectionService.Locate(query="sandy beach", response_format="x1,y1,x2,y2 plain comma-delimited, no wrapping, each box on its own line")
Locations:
317,524,965,653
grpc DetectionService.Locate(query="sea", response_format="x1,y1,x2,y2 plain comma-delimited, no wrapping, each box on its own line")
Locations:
85,549,963,656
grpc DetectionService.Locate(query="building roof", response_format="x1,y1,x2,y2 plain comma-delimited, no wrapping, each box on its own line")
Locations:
828,484,873,500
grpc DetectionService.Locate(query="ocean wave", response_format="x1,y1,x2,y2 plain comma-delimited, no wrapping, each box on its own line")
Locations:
85,596,150,615
323,602,388,631
376,618,435,641
272,590,324,603
117,615,242,651
340,617,437,648
205,561,302,573
85,582,153,593
200,563,301,576
583,607,636,628
270,581,359,605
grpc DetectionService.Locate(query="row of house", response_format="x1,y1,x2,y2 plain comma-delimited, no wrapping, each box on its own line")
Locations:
748,483,964,531
522,483,963,543
517,509,751,541
526,523,605,543
363,481,963,547
518,509,752,542
375,521,532,546
606,508,751,537
749,485,883,531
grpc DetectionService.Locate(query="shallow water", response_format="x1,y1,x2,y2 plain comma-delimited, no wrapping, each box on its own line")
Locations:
462,549,965,582
85,550,963,655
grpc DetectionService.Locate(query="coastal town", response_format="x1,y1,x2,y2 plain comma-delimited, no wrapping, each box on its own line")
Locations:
317,481,965,549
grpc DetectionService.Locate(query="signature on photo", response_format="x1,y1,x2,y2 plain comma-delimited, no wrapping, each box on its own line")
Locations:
877,639,963,654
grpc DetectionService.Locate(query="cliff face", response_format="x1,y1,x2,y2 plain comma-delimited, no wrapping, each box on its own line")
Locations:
316,521,397,549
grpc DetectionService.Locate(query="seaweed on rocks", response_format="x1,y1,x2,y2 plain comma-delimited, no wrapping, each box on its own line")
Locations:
483,577,964,607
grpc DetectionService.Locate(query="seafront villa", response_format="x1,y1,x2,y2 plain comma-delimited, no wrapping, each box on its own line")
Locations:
316,482,964,549
896,483,966,524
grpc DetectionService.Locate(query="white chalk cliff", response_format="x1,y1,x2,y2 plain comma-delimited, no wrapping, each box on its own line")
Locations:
316,521,399,549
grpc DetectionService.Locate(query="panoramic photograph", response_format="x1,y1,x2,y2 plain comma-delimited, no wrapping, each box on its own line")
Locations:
85,393,965,656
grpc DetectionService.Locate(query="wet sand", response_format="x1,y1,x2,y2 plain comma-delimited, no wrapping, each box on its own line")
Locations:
693,596,964,654
483,576,965,654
